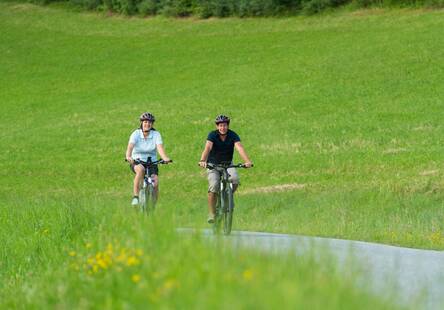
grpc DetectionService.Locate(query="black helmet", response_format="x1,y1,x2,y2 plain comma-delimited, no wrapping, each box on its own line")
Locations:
215,114,230,124
139,112,155,122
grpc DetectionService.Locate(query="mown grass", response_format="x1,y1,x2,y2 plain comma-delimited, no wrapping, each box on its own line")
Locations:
1,3,444,248
0,2,443,306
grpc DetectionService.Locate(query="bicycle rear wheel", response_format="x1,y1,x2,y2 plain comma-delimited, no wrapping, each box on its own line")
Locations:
223,186,234,235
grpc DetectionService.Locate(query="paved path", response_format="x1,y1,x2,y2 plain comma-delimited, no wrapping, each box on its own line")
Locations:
178,229,444,310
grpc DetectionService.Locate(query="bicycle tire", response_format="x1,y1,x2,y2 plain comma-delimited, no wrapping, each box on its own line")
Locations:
213,193,223,234
139,187,147,213
223,186,234,235
219,188,229,235
146,184,155,215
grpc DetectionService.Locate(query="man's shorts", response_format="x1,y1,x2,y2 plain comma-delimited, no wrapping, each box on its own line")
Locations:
130,163,159,176
207,167,239,193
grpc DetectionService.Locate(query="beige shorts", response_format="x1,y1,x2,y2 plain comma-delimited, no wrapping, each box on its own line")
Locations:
207,168,239,193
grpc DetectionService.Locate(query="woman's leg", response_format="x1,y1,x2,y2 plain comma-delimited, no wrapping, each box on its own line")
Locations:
151,174,159,203
133,164,145,196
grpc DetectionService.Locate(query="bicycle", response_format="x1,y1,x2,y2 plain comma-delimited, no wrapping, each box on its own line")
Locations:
207,162,253,235
128,158,172,215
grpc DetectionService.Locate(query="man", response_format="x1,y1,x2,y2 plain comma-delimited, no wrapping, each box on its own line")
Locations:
198,115,252,223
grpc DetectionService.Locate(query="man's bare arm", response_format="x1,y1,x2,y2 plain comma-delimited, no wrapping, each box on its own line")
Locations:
235,142,252,167
199,141,213,168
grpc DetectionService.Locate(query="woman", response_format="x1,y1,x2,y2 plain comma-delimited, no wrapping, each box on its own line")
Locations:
125,112,171,206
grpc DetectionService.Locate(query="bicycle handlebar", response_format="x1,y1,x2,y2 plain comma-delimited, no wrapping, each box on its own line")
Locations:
206,162,253,169
125,158,173,166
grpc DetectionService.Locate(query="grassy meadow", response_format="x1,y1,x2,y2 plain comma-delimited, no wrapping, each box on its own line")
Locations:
0,2,443,307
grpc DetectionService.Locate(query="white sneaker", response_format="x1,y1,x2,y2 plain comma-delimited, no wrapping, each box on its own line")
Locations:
131,196,139,206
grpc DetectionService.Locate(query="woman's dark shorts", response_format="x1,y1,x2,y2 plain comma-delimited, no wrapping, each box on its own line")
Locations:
130,163,159,176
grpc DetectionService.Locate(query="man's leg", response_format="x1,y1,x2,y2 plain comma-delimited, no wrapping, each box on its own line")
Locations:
207,169,220,223
208,192,217,218
227,168,240,193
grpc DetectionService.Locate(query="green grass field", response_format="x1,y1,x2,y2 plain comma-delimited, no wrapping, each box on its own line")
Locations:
0,2,443,307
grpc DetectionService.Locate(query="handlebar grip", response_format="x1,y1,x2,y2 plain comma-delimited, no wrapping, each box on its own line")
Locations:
239,163,253,168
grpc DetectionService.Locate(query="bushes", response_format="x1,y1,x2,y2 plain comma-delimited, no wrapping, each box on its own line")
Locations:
352,0,444,7
194,0,240,18
138,0,159,15
193,0,302,17
302,0,347,14
13,0,444,16
158,0,195,16
425,0,444,7
102,0,141,14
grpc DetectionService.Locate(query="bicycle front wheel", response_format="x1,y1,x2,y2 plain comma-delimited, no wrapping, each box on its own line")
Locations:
223,187,234,235
139,187,147,213
212,192,224,235
146,184,155,215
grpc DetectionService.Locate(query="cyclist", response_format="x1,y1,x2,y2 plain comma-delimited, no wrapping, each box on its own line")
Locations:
198,115,252,223
125,112,171,206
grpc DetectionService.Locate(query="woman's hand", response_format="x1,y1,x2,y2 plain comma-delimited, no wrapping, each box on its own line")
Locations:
198,161,207,168
126,156,134,165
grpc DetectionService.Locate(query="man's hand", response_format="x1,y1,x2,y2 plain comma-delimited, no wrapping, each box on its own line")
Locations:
162,157,172,163
244,161,253,168
198,161,207,168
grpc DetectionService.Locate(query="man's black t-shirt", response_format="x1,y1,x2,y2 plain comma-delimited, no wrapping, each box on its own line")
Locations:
207,130,240,164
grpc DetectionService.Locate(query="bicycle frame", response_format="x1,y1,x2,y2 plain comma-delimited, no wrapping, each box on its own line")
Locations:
134,158,171,215
207,163,251,235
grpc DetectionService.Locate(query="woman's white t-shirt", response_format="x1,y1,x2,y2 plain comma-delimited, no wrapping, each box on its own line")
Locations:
129,129,163,161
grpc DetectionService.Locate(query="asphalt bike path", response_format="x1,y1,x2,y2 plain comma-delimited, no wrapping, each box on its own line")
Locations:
178,228,444,310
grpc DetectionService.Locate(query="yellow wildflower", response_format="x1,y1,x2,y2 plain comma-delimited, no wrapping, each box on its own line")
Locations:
87,257,95,265
131,274,141,283
242,269,254,281
103,254,112,266
116,249,127,263
106,243,113,256
158,278,179,296
126,256,140,266
69,251,76,257
97,258,108,269
163,278,179,290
